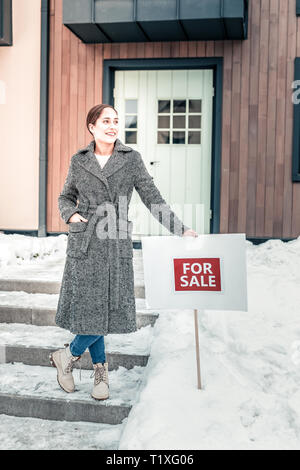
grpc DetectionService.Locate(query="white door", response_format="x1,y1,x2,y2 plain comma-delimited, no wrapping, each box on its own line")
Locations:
114,69,214,238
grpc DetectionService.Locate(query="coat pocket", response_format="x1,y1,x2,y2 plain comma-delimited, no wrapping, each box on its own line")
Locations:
69,221,88,233
67,221,88,258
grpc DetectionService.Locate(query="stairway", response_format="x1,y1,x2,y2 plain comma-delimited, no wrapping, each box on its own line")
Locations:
0,249,158,448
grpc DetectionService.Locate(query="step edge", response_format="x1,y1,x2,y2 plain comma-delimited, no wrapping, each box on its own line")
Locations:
0,391,132,409
3,344,150,359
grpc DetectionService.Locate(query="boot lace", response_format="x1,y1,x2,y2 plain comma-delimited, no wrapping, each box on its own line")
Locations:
90,364,109,387
63,344,81,380
64,356,79,374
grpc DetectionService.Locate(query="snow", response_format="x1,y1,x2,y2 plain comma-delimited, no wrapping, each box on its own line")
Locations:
0,233,300,449
0,233,67,280
0,233,144,282
0,414,123,450
0,362,144,406
0,322,154,355
118,237,300,450
0,291,59,309
0,290,150,312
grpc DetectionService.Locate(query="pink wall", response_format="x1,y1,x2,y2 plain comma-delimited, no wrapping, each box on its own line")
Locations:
0,0,41,230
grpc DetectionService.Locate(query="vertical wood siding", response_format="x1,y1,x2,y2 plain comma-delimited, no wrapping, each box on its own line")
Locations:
48,0,300,238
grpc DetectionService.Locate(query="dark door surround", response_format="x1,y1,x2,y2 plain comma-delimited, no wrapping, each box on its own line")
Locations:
103,57,223,235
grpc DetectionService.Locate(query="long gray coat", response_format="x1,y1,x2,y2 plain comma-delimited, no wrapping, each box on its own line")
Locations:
55,138,189,335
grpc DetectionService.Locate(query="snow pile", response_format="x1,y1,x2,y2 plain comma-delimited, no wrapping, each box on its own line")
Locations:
118,237,300,450
0,233,300,449
0,233,67,268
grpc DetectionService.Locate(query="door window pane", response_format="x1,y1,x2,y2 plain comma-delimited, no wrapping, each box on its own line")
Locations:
173,100,186,113
189,99,202,113
188,115,201,128
158,100,170,113
125,131,137,144
173,131,185,144
125,115,137,128
157,131,170,144
188,131,201,144
125,99,137,114
158,115,170,128
173,115,186,129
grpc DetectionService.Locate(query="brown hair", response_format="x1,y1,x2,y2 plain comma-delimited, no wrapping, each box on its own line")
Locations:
86,104,118,136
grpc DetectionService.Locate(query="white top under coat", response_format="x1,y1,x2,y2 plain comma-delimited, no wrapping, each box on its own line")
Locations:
94,153,112,169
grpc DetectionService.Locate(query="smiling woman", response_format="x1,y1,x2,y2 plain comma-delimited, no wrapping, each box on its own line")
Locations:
51,102,196,402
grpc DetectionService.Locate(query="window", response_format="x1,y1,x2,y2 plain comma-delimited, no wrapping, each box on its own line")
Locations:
124,99,137,144
0,0,13,46
157,99,202,145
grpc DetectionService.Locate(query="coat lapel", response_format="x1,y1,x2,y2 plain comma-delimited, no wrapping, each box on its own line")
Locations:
76,138,132,187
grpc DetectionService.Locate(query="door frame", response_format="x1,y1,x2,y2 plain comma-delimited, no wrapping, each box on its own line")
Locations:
103,57,223,235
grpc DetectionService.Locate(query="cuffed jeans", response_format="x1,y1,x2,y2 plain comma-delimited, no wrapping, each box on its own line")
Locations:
69,335,106,364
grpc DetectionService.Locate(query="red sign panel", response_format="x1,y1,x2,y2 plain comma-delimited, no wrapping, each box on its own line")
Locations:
173,258,221,292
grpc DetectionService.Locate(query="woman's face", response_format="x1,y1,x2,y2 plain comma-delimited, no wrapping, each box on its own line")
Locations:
89,107,119,145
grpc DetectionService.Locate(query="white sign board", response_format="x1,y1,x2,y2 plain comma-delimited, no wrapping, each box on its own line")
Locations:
141,234,248,312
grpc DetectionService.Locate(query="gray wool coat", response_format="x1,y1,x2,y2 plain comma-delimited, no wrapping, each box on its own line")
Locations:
55,138,190,336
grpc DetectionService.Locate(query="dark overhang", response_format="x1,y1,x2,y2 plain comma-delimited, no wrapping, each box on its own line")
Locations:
63,0,248,43
0,0,12,46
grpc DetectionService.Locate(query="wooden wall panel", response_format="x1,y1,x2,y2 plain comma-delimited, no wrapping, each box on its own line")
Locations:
247,0,260,236
274,0,288,237
256,0,269,237
283,0,297,237
220,40,232,234
265,0,279,237
47,0,300,239
238,12,251,234
293,2,300,237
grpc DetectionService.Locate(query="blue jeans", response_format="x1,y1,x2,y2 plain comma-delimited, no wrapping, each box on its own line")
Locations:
69,335,106,364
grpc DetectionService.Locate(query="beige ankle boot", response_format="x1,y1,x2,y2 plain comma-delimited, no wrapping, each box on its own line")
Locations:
91,362,109,400
49,343,81,393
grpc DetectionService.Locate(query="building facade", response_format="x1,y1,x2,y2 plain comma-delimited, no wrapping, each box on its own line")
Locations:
1,0,300,243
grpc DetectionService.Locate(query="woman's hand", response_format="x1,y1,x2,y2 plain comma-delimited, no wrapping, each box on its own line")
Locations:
68,213,88,223
183,228,198,237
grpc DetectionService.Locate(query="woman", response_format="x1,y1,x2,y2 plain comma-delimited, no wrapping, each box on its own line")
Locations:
50,104,198,401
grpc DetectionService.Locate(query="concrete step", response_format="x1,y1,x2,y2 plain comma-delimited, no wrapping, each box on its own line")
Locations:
0,304,157,328
4,344,149,370
0,414,123,450
0,323,154,370
0,362,144,425
0,292,157,328
0,278,145,297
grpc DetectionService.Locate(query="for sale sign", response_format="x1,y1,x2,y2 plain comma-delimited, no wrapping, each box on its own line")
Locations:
141,234,247,311
174,258,221,291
